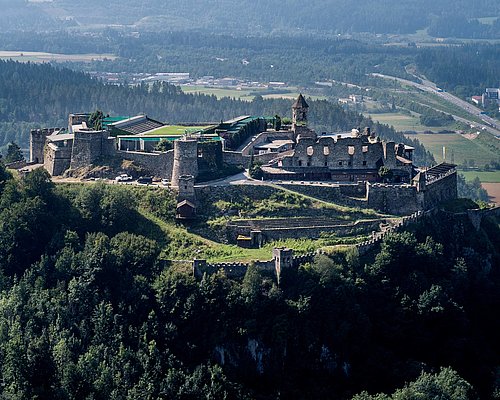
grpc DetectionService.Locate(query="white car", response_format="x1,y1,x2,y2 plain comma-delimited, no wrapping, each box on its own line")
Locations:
115,174,133,182
161,178,170,186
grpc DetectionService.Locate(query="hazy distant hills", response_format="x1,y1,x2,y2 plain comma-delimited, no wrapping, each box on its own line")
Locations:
2,0,500,37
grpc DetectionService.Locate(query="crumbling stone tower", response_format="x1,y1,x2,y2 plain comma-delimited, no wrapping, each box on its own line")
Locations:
30,128,57,163
171,137,198,187
273,247,294,284
292,94,309,129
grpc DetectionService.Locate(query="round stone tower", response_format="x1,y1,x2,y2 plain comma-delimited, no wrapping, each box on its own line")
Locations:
171,137,198,187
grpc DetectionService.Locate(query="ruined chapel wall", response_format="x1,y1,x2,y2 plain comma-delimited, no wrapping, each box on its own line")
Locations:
286,136,384,170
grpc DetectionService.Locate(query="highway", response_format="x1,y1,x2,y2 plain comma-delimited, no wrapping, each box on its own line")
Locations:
371,73,500,137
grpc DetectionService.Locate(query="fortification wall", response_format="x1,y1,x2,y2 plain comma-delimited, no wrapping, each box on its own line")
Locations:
275,182,367,208
118,150,173,178
195,184,277,203
70,131,109,169
192,250,318,280
356,210,426,255
226,218,380,242
367,183,419,215
44,143,72,176
423,171,457,209
223,151,246,166
30,128,59,163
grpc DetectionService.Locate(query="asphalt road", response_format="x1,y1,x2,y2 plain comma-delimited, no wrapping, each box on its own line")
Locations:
371,73,500,137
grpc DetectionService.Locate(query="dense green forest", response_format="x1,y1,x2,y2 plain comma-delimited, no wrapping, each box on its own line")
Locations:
415,45,500,98
0,60,434,165
2,0,499,37
0,165,498,398
1,30,497,103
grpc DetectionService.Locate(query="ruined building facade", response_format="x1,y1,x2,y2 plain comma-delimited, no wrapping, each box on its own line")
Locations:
29,95,457,215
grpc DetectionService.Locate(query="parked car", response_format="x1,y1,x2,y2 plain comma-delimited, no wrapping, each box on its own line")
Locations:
137,176,153,184
115,174,133,182
161,178,170,186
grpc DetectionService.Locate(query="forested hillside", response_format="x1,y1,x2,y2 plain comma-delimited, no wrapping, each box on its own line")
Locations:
0,166,497,398
0,60,434,164
4,0,499,37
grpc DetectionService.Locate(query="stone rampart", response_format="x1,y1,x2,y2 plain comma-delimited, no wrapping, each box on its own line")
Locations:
44,142,73,176
222,151,246,166
195,184,277,203
367,182,419,215
356,210,426,255
30,128,61,163
118,149,173,179
192,249,320,281
227,218,381,242
70,130,109,169
423,171,457,210
275,182,367,208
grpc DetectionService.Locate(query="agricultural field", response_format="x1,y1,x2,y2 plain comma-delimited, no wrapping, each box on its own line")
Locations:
180,85,326,101
482,183,500,205
460,170,500,183
181,85,257,100
404,131,499,167
0,51,116,63
366,111,459,132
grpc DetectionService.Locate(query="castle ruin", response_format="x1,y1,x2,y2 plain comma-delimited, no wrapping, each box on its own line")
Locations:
29,95,458,216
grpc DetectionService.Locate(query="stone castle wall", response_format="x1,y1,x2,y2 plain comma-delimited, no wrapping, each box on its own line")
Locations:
44,142,73,176
222,151,246,166
367,183,420,215
356,210,426,255
423,171,457,210
275,182,367,208
192,250,318,281
226,217,381,242
70,131,109,170
30,128,60,163
118,149,174,178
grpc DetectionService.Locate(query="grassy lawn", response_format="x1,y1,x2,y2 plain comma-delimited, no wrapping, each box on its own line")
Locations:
459,170,500,183
141,209,338,263
405,132,499,166
144,125,211,135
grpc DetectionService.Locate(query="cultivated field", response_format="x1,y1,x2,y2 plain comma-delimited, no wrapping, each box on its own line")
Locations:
460,170,500,183
482,183,500,205
180,85,325,102
404,132,499,166
367,112,458,132
0,51,117,63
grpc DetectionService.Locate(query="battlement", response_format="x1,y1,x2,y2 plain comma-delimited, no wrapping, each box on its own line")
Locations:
193,248,320,282
356,210,427,255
